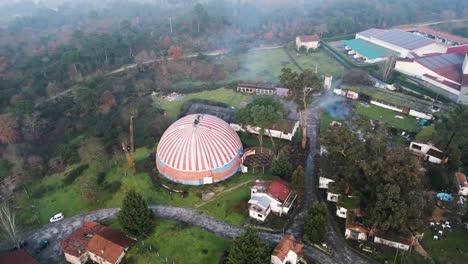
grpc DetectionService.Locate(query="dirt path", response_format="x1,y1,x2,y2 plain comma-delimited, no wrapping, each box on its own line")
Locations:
194,179,253,208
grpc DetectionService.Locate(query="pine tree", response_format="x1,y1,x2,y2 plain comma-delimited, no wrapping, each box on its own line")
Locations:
271,151,292,180
228,228,270,264
118,190,153,237
291,165,305,192
304,202,328,244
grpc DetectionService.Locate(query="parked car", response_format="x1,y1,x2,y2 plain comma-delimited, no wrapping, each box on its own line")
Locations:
49,213,64,223
35,240,49,254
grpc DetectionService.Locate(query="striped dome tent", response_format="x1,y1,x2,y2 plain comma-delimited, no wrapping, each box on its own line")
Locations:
156,114,243,185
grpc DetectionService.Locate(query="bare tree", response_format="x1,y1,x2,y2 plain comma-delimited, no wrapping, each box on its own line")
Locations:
0,202,20,248
378,56,396,83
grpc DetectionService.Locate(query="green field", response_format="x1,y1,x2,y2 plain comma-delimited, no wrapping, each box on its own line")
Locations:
231,48,301,82
355,104,421,133
121,220,231,264
156,88,251,119
291,50,346,77
420,227,468,264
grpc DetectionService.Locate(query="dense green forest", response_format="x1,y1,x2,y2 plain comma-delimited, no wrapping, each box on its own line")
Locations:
0,0,467,184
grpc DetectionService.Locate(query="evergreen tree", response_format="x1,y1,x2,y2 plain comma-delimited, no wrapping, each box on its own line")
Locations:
291,165,305,192
271,151,292,180
118,190,153,237
228,228,270,264
304,202,328,244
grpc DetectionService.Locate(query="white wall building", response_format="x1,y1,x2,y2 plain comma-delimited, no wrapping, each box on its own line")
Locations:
345,225,369,241
373,236,412,251
248,178,296,221
231,119,299,141
457,172,468,196
319,177,335,189
409,142,446,164
296,34,320,51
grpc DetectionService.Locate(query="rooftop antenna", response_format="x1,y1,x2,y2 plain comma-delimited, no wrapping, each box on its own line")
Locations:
194,114,203,125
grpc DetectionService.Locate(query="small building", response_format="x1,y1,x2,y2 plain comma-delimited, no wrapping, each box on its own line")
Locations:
456,172,468,196
271,234,304,264
61,221,135,264
336,196,361,219
409,142,447,164
319,177,335,189
371,230,414,251
237,82,276,95
0,249,39,264
296,34,320,51
248,177,297,221
230,118,299,141
345,218,369,241
324,75,333,90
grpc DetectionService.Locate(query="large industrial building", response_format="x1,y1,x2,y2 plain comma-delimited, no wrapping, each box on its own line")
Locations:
395,50,468,104
156,114,243,185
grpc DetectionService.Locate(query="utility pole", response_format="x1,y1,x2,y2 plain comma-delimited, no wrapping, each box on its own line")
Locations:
130,115,135,153
121,142,135,168
169,17,173,33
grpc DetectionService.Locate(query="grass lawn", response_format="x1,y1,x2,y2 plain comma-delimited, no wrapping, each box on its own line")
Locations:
155,88,251,119
230,48,301,82
320,111,344,133
122,219,231,264
292,49,346,77
355,104,421,133
420,227,468,264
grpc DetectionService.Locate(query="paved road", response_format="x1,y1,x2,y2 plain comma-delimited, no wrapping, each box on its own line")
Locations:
2,205,350,264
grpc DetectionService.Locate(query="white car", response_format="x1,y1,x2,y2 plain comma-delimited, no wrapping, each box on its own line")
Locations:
50,213,64,223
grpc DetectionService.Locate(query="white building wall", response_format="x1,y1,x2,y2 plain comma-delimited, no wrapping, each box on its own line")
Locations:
249,207,270,222
459,186,468,196
64,253,84,264
336,207,347,218
374,237,410,251
296,37,319,50
319,177,335,189
413,43,448,56
345,229,368,241
327,192,339,202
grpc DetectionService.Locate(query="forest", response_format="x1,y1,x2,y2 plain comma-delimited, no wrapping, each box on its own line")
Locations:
0,0,467,189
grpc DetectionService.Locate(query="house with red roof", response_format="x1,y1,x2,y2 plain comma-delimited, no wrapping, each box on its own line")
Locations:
295,34,320,51
61,221,135,264
0,249,39,264
456,172,468,196
248,177,297,221
344,212,368,241
271,234,304,264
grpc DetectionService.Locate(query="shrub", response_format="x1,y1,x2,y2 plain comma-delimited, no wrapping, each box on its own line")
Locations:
96,172,106,185
63,164,89,185
106,181,122,192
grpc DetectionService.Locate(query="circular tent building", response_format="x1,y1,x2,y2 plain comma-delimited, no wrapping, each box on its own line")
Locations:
156,114,243,185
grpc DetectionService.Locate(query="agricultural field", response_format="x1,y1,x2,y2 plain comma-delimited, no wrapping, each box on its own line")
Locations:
355,104,422,133
291,49,346,78
155,88,251,119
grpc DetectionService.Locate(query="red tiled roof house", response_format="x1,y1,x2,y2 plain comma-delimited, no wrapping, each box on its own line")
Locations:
0,249,39,264
295,34,320,51
248,177,297,221
271,234,304,264
456,172,468,196
61,221,135,264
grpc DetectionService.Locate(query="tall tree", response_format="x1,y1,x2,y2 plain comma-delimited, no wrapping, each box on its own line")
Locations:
78,137,108,172
193,3,209,33
291,165,305,192
0,202,20,248
304,201,328,244
21,111,47,142
377,56,396,82
118,190,153,237
228,228,270,264
271,151,293,180
280,68,322,149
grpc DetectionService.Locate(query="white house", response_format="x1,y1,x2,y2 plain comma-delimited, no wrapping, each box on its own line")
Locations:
326,191,340,202
336,196,361,219
230,119,300,141
456,172,468,196
271,234,304,264
296,34,320,51
248,178,297,221
345,224,369,241
319,177,335,189
409,142,447,164
237,82,276,95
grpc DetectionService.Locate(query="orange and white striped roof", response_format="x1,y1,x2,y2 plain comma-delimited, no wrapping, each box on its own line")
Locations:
156,114,242,172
